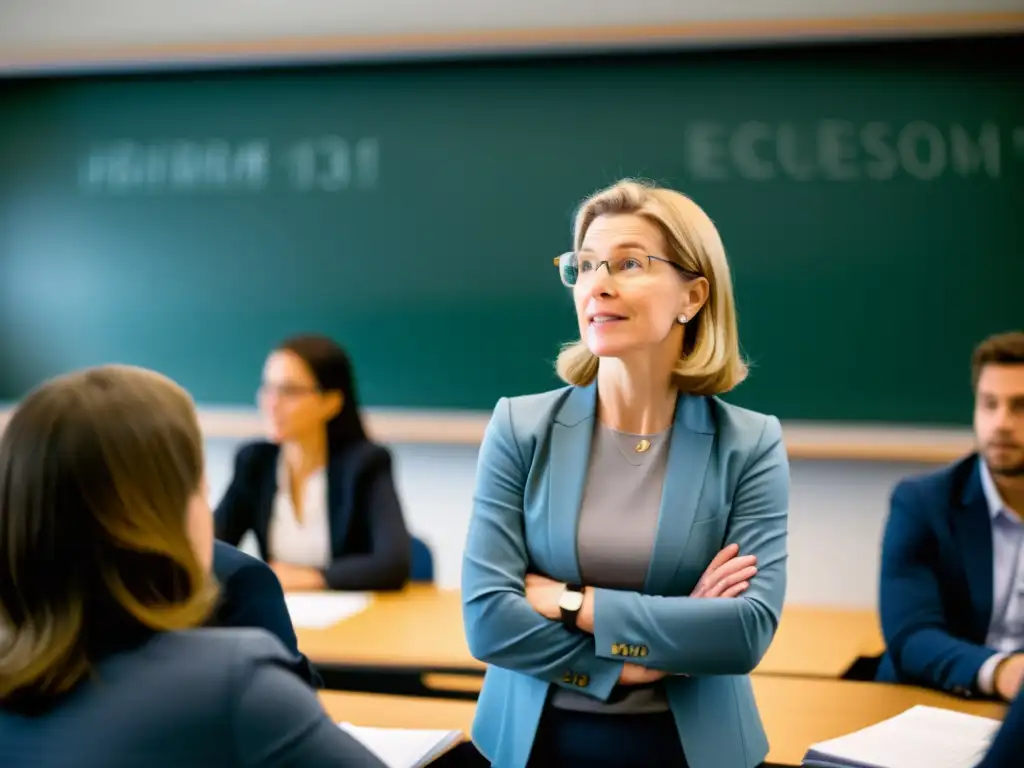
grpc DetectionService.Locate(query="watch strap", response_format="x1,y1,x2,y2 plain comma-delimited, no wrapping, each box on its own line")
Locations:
560,583,584,630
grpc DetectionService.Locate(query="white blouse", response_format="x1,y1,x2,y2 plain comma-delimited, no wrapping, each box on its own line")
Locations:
266,456,332,570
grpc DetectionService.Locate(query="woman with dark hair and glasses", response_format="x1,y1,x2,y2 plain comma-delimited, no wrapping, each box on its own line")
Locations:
215,334,411,592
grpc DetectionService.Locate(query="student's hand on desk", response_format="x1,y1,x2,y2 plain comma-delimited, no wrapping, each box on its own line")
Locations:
690,543,757,598
994,653,1024,701
269,561,327,592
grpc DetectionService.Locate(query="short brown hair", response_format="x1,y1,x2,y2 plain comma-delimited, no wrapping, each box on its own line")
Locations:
971,331,1024,390
555,179,748,395
0,365,216,713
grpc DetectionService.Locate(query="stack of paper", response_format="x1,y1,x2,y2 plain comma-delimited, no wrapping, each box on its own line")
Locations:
803,705,1002,768
338,723,463,768
284,592,370,629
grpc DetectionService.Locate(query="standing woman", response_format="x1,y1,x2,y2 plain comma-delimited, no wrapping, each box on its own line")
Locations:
0,365,385,766
216,334,411,592
462,180,790,768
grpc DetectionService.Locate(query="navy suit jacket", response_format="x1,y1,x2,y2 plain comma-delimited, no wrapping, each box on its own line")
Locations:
211,541,320,688
977,691,1024,768
215,440,411,591
876,454,1010,697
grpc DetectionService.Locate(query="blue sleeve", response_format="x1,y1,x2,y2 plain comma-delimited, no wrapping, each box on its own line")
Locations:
232,648,385,767
879,481,995,695
220,559,323,689
461,398,623,701
590,416,789,675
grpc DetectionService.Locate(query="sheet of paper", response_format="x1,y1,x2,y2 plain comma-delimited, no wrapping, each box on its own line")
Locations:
805,704,1002,768
284,591,370,629
338,723,462,768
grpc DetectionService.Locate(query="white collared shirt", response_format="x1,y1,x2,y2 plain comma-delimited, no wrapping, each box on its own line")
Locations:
266,456,332,570
976,460,1024,694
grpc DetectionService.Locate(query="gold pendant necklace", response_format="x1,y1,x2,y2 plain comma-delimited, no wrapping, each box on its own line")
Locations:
634,439,651,453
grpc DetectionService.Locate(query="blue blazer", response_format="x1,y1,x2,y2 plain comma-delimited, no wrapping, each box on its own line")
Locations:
461,384,790,768
977,691,1024,768
211,541,321,688
876,455,1005,697
215,440,411,591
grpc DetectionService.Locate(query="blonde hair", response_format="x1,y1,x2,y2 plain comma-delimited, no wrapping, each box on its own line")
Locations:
0,365,217,713
555,179,748,395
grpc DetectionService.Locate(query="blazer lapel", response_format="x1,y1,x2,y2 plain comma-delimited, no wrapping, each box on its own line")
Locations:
255,444,280,559
327,444,362,554
644,394,715,594
546,384,597,583
954,457,995,639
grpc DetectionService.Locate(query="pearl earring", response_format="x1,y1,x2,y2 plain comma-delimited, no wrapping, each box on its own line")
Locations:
677,314,687,324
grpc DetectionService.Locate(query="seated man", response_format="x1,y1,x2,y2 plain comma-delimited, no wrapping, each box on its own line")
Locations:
877,331,1024,701
212,540,321,688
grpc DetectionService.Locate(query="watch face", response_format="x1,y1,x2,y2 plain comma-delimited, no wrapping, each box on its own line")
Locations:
560,590,584,612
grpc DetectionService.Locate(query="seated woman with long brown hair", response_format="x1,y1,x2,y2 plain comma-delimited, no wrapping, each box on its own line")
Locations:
216,334,411,592
0,365,385,766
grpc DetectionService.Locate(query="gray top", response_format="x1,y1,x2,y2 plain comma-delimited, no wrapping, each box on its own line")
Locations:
0,628,385,768
551,421,672,714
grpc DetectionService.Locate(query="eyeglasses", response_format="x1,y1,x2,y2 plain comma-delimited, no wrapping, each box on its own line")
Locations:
553,251,698,287
257,383,320,400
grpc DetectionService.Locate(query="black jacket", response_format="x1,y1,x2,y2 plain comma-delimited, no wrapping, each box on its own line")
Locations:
214,440,411,591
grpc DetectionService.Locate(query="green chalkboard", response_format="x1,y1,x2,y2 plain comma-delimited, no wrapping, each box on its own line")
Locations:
1,37,1021,424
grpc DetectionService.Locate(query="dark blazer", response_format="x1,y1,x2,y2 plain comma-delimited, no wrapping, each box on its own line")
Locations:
977,691,1024,768
876,454,1005,696
211,540,321,688
0,629,386,767
215,440,411,591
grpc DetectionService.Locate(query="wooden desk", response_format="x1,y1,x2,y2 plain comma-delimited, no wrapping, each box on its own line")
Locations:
320,677,1007,767
757,606,884,677
754,676,1006,765
297,587,883,680
298,586,482,672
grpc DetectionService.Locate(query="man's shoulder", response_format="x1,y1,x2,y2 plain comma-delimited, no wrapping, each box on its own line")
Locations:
894,453,979,506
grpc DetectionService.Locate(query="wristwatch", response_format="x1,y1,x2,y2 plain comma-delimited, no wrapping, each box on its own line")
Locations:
559,584,585,630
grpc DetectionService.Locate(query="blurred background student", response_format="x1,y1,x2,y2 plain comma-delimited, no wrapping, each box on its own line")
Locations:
215,334,412,591
0,365,385,766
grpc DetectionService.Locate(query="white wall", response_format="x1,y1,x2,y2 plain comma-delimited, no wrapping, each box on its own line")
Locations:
1,0,1020,70
3,0,1018,47
204,435,937,608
